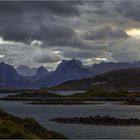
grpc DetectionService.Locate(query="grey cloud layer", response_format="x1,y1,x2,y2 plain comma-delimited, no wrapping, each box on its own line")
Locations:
0,1,80,16
82,26,129,40
116,1,140,22
0,1,140,68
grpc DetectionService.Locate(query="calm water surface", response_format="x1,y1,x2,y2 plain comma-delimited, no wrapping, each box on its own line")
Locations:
0,93,140,139
0,93,18,98
50,90,85,95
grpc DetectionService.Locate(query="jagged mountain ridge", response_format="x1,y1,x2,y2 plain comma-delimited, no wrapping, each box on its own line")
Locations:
1,59,140,89
33,59,94,88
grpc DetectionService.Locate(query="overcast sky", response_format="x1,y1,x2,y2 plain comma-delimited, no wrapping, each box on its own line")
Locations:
1,1,140,69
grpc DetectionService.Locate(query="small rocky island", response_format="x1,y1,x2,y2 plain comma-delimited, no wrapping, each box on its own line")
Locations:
50,115,140,126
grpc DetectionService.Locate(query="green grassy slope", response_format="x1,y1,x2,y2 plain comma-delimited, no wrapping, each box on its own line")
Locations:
3,90,63,100
0,109,66,139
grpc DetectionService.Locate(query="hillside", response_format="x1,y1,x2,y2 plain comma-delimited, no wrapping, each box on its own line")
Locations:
3,90,63,101
48,68,140,91
0,109,66,139
91,61,140,75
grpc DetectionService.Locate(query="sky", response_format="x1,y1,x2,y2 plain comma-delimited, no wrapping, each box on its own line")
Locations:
1,1,140,70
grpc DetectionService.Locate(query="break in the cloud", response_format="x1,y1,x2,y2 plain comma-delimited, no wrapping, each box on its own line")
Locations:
1,1,140,69
33,49,63,63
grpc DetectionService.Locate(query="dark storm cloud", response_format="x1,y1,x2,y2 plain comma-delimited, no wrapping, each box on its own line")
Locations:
0,1,81,43
1,25,33,43
1,1,140,68
0,1,80,16
116,1,140,22
82,27,129,40
40,1,80,16
41,25,75,40
0,1,22,14
46,36,99,50
46,36,82,47
1,23,75,44
62,50,93,59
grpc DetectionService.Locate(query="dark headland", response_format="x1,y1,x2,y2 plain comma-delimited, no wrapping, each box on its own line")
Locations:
0,109,66,139
50,115,140,126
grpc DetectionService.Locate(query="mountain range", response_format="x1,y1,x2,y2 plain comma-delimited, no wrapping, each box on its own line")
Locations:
1,59,140,89
91,61,140,75
33,58,93,88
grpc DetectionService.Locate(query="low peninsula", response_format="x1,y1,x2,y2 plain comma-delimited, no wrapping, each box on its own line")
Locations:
50,115,140,126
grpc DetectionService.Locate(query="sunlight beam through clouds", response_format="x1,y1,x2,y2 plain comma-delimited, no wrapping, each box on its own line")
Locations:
0,37,16,45
95,58,108,61
0,55,5,58
126,29,140,38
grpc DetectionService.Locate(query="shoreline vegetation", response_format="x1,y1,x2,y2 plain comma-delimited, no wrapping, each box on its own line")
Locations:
31,100,104,105
50,115,140,126
1,88,140,105
0,89,33,93
0,109,66,139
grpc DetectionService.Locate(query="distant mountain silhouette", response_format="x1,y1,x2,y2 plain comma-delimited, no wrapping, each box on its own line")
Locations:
36,66,50,79
29,66,50,81
33,58,94,88
34,60,140,88
16,65,37,76
2,60,140,89
0,62,30,89
91,61,140,75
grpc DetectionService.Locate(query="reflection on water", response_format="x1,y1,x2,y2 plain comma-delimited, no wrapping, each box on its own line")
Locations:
0,93,140,139
0,93,18,98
